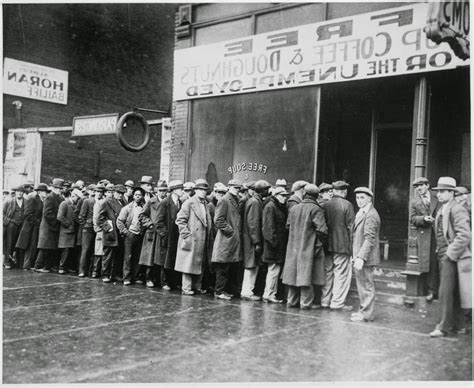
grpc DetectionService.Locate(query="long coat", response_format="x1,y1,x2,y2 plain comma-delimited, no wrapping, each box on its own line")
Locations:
97,197,123,247
156,195,181,270
287,194,302,212
74,197,84,246
16,193,42,250
57,198,77,248
79,197,95,231
410,191,440,273
282,198,327,287
37,192,63,250
175,195,213,275
262,196,288,264
242,193,264,268
93,199,104,255
323,195,355,255
139,197,162,266
211,192,242,263
352,205,381,266
3,197,24,227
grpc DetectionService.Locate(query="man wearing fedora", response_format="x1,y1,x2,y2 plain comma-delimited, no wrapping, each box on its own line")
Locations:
78,185,98,277
455,186,471,222
123,180,135,204
282,184,327,309
34,178,65,272
156,180,169,202
139,176,155,203
212,179,243,300
16,183,49,270
3,185,26,268
321,181,355,311
175,179,213,295
157,180,185,290
350,187,381,322
410,177,441,301
429,177,471,338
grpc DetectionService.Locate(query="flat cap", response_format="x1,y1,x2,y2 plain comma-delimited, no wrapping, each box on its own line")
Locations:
87,184,96,191
273,187,289,196
412,177,429,186
255,180,272,190
455,186,469,196
319,182,333,192
169,180,184,190
113,184,127,194
246,181,256,190
183,182,196,190
124,180,135,188
332,181,349,190
354,187,374,197
304,184,319,196
291,180,309,192
105,183,115,191
228,179,242,188
214,182,228,193
195,179,209,190
94,184,106,192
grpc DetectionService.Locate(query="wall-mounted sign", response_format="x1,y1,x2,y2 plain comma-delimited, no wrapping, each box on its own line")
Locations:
228,162,268,175
3,58,69,105
72,113,119,137
173,3,469,101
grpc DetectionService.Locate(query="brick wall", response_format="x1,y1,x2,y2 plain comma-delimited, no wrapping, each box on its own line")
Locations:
3,3,177,182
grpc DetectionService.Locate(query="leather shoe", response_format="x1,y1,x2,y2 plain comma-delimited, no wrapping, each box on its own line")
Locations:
123,280,131,286
102,277,111,283
241,294,261,301
78,273,85,278
215,293,231,300
162,285,171,291
263,297,284,304
146,281,155,288
330,305,353,312
429,329,446,338
182,290,195,295
350,313,373,322
425,293,435,302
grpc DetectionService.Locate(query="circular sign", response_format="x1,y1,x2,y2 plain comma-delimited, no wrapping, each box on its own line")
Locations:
116,111,150,152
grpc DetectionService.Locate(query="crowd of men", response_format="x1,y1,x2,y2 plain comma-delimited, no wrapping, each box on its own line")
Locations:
2,174,471,335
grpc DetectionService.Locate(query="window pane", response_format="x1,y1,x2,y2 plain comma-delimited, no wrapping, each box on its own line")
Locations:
194,18,251,46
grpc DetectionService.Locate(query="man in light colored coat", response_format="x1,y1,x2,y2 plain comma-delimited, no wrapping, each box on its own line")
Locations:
287,180,308,211
429,177,471,338
175,179,213,295
350,187,380,322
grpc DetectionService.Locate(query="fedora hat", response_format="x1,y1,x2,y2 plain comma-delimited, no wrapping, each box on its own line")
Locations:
195,179,209,190
354,187,374,197
51,178,65,189
139,176,154,184
432,177,457,191
124,180,135,188
94,184,106,192
35,183,50,192
156,180,168,190
273,187,289,196
12,185,25,192
183,181,196,191
275,178,287,188
105,183,115,191
214,182,228,193
113,184,127,194
455,186,469,197
228,179,243,189
168,180,184,190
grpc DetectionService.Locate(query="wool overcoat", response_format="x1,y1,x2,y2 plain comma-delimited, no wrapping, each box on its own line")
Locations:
156,195,181,270
97,197,123,247
57,198,77,248
262,196,288,264
175,195,213,275
242,193,264,268
16,193,42,250
282,198,327,287
323,195,355,255
211,192,242,263
37,192,63,250
138,197,162,266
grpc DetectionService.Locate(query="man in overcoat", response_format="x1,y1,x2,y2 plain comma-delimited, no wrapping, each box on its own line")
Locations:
78,185,97,277
91,184,106,278
350,187,381,322
139,176,155,203
455,186,471,222
262,186,289,303
212,179,243,300
429,177,471,337
282,184,327,309
321,181,355,310
157,180,185,290
175,179,213,295
16,183,49,270
34,178,65,272
3,185,25,268
287,180,308,211
241,180,271,301
318,183,333,205
410,177,441,301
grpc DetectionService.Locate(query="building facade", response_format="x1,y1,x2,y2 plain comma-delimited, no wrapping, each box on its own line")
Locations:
170,2,470,296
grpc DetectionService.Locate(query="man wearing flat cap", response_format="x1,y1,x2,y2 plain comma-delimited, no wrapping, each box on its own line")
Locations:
282,184,328,309
3,185,26,268
455,186,471,222
320,181,355,311
350,187,380,322
288,180,308,211
16,183,49,270
34,178,65,272
124,180,135,204
318,183,334,205
139,176,155,203
410,177,441,301
429,177,471,338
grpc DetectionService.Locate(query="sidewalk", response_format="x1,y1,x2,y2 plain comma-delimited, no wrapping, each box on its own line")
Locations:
3,269,472,383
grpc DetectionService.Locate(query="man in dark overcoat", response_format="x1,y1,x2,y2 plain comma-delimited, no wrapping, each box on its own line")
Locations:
350,187,381,322
157,180,185,290
241,180,271,301
3,185,25,268
97,184,124,283
287,180,308,211
57,189,81,273
16,183,49,270
78,185,97,277
282,184,327,309
410,177,441,301
262,186,289,303
321,181,355,310
211,179,243,300
34,178,65,272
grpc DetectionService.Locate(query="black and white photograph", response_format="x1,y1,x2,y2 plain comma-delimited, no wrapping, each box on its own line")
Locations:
1,0,472,384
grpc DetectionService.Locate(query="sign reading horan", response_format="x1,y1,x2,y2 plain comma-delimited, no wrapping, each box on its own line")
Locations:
173,3,469,101
3,58,69,105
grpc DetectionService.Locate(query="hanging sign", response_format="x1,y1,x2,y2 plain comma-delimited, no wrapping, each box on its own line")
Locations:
72,113,119,136
173,3,469,101
3,58,69,105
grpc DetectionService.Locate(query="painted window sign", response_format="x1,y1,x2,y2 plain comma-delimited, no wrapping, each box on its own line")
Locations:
173,3,469,100
228,162,268,175
3,58,69,105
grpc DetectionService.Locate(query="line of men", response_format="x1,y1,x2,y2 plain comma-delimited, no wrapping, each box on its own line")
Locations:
3,175,471,332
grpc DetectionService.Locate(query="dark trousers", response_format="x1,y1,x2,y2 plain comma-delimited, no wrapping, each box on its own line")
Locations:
162,268,181,289
436,255,466,332
214,262,240,295
426,249,440,295
79,230,95,275
123,233,143,282
228,261,243,295
59,248,73,270
3,223,21,264
22,225,40,269
35,249,57,270
102,246,117,279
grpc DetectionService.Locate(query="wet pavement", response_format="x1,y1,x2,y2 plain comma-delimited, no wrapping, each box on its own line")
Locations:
3,269,472,383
